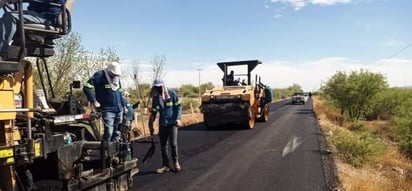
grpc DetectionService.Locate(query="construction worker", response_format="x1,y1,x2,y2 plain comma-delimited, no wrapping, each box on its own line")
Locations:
83,62,125,142
241,79,247,85
148,78,183,173
122,91,136,140
0,0,66,60
224,70,235,85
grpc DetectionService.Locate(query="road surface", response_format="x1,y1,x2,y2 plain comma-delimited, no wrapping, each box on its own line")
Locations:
132,99,338,191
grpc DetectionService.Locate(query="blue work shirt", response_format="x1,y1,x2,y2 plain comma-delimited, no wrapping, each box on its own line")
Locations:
151,89,182,127
123,97,135,121
265,87,273,102
83,70,124,113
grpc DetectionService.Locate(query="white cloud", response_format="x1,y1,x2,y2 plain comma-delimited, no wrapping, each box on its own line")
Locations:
271,0,353,11
312,0,352,6
372,59,412,88
253,57,363,91
270,0,307,10
274,13,283,18
162,57,412,92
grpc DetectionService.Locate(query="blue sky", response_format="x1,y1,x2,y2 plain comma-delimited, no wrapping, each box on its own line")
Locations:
73,0,411,90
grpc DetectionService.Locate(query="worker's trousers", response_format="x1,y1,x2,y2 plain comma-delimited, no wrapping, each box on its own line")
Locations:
102,111,123,142
159,125,179,167
0,10,49,54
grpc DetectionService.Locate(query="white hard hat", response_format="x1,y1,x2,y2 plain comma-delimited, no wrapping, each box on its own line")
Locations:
153,78,164,87
106,62,122,76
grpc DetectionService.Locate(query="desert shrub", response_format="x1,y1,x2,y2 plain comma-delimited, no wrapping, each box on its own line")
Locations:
180,98,200,111
392,89,412,158
332,128,386,167
393,114,412,158
321,70,388,121
319,97,346,126
367,88,410,120
349,122,367,132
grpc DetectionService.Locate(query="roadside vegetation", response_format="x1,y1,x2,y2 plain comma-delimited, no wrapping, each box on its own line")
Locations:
272,83,304,100
315,69,412,191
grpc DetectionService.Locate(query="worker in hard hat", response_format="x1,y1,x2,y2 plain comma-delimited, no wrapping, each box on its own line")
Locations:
148,78,183,173
122,91,137,140
83,61,125,142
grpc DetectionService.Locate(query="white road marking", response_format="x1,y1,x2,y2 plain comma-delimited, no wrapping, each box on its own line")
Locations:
282,135,302,157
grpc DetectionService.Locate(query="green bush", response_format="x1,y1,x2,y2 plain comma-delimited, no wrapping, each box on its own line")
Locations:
367,88,410,120
400,139,412,158
349,122,366,132
180,98,200,111
332,129,386,167
392,89,412,158
393,113,412,158
321,70,388,121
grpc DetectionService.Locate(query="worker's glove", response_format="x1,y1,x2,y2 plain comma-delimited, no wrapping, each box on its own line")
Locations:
174,120,183,127
93,101,101,108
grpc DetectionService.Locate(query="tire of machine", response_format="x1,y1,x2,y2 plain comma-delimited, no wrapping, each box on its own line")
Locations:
203,114,217,130
257,105,270,122
245,106,255,129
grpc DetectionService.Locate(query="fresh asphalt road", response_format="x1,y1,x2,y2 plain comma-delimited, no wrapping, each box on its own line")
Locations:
132,99,334,191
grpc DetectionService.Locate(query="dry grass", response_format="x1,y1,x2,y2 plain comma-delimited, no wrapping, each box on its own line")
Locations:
313,96,412,191
338,161,412,191
338,162,393,191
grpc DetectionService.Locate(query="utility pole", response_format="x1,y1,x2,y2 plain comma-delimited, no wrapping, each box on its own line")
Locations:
197,69,202,104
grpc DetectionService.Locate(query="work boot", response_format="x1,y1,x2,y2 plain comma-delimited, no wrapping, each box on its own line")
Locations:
156,166,170,174
174,161,182,172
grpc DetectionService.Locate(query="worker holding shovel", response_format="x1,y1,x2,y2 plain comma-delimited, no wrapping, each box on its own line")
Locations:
148,78,183,173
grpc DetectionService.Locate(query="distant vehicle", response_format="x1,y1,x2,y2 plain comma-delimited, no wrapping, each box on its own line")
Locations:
303,93,309,103
291,92,306,105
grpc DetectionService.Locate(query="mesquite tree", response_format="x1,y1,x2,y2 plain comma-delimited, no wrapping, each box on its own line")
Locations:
322,69,388,121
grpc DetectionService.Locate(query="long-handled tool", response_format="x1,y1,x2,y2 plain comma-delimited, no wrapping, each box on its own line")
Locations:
141,138,156,164
140,108,148,141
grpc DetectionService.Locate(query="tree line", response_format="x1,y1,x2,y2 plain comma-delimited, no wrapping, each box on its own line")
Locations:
321,69,412,158
32,32,315,113
32,32,288,106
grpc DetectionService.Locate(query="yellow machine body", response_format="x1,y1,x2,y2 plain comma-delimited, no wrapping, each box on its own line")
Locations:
200,60,271,129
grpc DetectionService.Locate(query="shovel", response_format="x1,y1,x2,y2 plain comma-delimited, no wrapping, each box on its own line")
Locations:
141,138,156,164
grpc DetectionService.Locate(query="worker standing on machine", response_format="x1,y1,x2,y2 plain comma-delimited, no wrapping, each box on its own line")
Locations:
0,0,66,61
83,62,125,142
